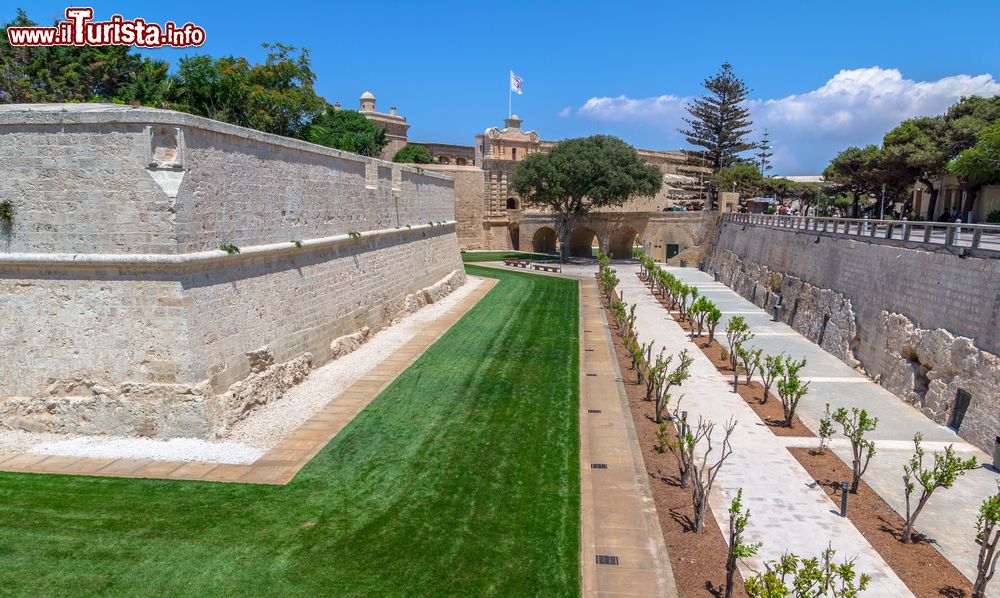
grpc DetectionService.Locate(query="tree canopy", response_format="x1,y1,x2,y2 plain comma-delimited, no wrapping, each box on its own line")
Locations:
679,63,755,172
512,135,662,261
304,108,388,158
949,120,1000,186
392,144,434,164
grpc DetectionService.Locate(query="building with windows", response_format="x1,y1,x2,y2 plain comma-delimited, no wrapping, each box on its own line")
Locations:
352,94,710,250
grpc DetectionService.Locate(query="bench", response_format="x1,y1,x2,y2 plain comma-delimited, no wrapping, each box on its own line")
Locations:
532,263,562,273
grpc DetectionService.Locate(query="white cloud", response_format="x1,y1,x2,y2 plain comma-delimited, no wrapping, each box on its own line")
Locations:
557,105,573,118
576,67,1000,174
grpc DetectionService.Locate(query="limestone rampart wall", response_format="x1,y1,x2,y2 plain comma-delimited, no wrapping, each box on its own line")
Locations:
709,221,1000,452
0,104,464,438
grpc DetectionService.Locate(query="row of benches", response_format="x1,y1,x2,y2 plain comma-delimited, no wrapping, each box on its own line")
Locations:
503,258,562,273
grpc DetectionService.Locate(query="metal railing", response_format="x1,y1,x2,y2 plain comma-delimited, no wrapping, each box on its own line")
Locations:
722,213,1000,253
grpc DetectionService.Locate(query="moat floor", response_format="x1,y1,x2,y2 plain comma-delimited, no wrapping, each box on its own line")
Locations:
662,265,999,596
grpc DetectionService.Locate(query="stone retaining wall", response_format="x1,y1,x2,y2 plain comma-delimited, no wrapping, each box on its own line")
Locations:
0,104,464,438
709,222,1000,452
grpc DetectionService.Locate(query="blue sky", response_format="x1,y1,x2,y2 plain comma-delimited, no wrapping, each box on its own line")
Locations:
10,1,1000,173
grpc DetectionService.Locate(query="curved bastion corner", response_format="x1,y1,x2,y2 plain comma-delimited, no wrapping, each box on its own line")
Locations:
0,103,466,439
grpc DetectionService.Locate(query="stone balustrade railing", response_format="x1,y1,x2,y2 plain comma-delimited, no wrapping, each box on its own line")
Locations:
722,213,1000,253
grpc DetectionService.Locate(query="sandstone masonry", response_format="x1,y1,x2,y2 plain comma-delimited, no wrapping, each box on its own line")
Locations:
709,222,1000,452
0,104,465,439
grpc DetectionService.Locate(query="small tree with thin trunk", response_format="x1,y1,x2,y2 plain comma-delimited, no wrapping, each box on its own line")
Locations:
725,316,754,389
818,404,835,454
512,135,662,262
974,482,1000,598
776,356,808,427
901,433,978,543
691,296,712,337
706,306,722,345
726,488,761,598
759,353,784,405
738,345,763,386
832,407,878,493
668,398,694,488
690,417,737,533
655,349,693,424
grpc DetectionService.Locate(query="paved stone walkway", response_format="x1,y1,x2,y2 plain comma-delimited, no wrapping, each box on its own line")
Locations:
0,278,498,485
579,277,678,598
669,266,1000,595
617,264,912,596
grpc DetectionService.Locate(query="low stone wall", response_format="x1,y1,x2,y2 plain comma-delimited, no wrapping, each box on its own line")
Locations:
0,104,465,439
709,222,1000,452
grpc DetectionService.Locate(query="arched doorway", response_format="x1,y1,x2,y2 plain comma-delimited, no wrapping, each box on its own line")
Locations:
569,227,599,258
650,225,694,263
508,223,520,251
532,227,557,254
608,226,640,260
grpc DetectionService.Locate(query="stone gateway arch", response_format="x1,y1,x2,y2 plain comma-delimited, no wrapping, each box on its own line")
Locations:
521,211,717,263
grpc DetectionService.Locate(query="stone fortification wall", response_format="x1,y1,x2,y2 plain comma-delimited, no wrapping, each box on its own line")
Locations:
0,104,464,438
709,221,1000,452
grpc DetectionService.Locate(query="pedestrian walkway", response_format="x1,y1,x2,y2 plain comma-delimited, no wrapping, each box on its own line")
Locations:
616,264,912,596
579,277,678,597
668,266,1000,595
0,278,498,485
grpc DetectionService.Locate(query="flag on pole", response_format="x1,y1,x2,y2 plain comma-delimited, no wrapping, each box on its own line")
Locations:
510,70,523,95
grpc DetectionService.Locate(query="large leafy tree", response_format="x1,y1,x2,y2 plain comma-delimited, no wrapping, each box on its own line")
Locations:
679,63,755,173
712,163,764,198
305,107,388,158
823,145,882,217
943,96,1000,218
949,120,1000,214
170,43,325,139
392,144,433,164
512,135,662,262
882,117,949,219
0,8,167,104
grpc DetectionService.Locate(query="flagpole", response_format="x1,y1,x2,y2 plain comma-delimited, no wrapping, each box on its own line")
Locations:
508,70,512,118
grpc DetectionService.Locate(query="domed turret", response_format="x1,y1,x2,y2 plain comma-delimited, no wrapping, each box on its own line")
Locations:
360,91,376,112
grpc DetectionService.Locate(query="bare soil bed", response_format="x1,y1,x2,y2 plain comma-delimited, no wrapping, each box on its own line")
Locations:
646,282,812,437
735,382,813,437
789,447,972,598
601,280,746,597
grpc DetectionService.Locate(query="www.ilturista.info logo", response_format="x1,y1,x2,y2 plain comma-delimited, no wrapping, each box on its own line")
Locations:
6,7,205,48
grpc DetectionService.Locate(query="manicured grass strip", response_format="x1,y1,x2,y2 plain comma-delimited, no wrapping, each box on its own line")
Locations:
0,265,580,597
461,250,559,262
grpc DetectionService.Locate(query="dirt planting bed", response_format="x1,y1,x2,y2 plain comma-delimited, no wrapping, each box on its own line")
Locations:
789,447,972,598
600,280,746,597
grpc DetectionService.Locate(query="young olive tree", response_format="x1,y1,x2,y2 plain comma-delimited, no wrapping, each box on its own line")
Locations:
974,482,1000,598
832,407,878,493
668,398,694,489
691,296,712,337
690,417,737,533
655,349,693,424
726,488,761,598
706,305,722,345
738,345,763,386
818,404,835,454
901,433,978,543
776,356,809,427
759,353,784,405
743,546,872,598
725,316,754,390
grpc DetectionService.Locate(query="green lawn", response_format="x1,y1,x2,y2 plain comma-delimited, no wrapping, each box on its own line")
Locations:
0,265,580,597
461,250,559,262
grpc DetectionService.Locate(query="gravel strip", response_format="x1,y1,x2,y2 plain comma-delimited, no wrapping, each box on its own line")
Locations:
0,276,483,465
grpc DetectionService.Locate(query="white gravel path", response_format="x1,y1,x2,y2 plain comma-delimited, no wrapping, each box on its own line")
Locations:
0,276,484,465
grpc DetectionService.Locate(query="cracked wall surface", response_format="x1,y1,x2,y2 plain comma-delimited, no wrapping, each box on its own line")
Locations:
709,222,1000,452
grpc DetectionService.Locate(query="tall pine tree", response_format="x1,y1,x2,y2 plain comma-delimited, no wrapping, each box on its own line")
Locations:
679,63,755,172
756,128,773,174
